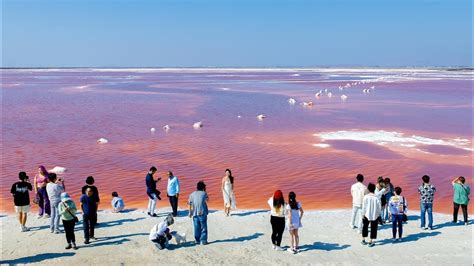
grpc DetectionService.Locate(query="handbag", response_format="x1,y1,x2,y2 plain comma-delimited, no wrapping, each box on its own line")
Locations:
62,202,79,223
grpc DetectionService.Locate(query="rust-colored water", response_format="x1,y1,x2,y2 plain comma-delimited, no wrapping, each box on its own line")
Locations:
1,68,472,214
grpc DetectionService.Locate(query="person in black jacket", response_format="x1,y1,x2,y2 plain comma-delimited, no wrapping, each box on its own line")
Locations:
146,166,161,217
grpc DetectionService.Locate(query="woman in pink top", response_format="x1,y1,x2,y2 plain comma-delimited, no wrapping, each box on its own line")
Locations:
34,165,51,218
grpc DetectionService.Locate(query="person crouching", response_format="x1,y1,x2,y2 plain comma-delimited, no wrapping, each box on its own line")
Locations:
149,214,174,250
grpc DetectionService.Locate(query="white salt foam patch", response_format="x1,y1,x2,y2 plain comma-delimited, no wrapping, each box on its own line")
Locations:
314,130,472,151
312,143,331,148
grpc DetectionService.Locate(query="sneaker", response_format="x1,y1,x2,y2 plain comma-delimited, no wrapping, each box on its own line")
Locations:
55,231,61,234
272,244,276,250
422,227,428,230
50,229,54,233
295,248,301,253
44,214,50,218
361,240,368,245
428,227,433,231
152,213,157,217
368,242,375,247
65,244,72,249
392,238,397,243
147,212,151,216
200,241,208,245
72,243,78,250
397,238,402,242
464,222,468,226
90,237,97,240
349,224,355,229
275,246,285,251
84,240,90,244
22,226,30,232
287,248,296,254
37,215,43,219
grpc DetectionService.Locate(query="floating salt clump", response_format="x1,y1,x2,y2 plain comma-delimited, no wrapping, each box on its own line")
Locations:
257,114,266,120
49,166,67,174
341,95,348,101
327,92,333,98
288,98,296,104
370,86,375,89
97,138,108,144
221,87,230,91
302,101,314,106
315,91,322,98
338,86,343,90
291,73,300,77
193,121,203,129
163,125,170,131
150,128,156,132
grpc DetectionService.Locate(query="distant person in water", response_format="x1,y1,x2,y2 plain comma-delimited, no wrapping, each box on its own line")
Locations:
58,192,78,250
188,181,209,245
80,187,98,244
10,172,33,232
82,176,100,225
111,192,125,213
34,165,51,218
383,178,394,223
149,214,175,250
167,171,180,217
146,166,162,217
389,187,407,242
361,183,382,247
286,192,304,254
350,174,368,232
46,173,65,233
452,176,470,225
221,169,236,216
268,190,286,251
418,175,436,230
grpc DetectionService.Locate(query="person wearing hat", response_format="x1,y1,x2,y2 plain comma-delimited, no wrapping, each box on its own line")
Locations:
268,190,287,251
58,192,78,250
188,181,209,245
10,172,33,232
149,214,175,250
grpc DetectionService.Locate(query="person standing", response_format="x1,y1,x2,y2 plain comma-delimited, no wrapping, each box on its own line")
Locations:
452,176,470,225
167,171,180,217
268,190,286,251
80,187,98,244
375,176,387,225
418,175,436,230
46,173,65,233
10,172,33,232
361,183,382,247
146,166,161,217
188,181,209,245
383,178,394,223
388,187,407,242
34,165,51,218
58,192,78,250
350,174,368,232
286,192,304,254
221,169,236,217
81,176,100,225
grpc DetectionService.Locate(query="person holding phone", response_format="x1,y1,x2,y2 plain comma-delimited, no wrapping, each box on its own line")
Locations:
452,176,470,225
146,166,162,217
10,172,33,232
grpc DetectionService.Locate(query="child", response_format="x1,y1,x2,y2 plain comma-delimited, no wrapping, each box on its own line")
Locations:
111,192,125,213
10,172,33,232
388,187,407,242
286,191,304,254
149,214,174,250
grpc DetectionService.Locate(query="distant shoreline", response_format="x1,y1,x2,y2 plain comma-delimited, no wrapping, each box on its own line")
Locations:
1,67,473,71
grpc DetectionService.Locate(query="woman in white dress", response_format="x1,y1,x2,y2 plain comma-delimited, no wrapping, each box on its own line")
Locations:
286,191,304,254
221,169,236,216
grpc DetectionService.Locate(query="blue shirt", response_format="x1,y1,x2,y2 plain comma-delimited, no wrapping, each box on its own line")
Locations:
167,176,180,197
80,194,97,215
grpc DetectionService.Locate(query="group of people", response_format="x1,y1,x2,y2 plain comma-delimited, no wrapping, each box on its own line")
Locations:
10,165,470,252
350,174,470,247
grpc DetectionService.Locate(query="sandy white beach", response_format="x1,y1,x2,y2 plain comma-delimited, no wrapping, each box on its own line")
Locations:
0,208,472,265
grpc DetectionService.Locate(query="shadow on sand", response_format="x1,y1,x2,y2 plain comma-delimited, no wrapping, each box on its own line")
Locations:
433,220,470,230
0,252,75,264
299,242,350,252
231,210,268,217
377,231,441,246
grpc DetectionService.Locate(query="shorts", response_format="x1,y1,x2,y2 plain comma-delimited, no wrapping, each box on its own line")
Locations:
15,205,30,213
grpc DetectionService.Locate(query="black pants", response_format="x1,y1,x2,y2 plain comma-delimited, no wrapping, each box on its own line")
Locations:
453,203,468,223
362,216,378,239
83,213,97,241
62,219,76,243
270,216,285,246
169,196,178,216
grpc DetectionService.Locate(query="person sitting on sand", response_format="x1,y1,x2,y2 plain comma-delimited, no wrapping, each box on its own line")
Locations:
80,187,98,244
146,166,161,217
418,175,436,230
188,181,209,245
350,174,368,232
58,192,78,250
452,176,470,225
361,183,382,247
286,191,304,254
10,172,33,232
388,187,407,242
149,214,174,250
221,168,236,217
46,173,65,234
268,190,286,251
111,191,125,213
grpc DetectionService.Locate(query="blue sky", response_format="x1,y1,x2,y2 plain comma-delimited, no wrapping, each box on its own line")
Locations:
2,0,472,67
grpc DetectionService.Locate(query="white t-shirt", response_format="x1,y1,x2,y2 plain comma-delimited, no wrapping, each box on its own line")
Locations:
149,221,168,241
46,183,64,205
267,197,286,217
351,182,368,207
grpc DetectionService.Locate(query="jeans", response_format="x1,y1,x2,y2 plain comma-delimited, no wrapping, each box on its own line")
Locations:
392,214,403,238
453,203,468,223
50,202,60,232
350,205,363,230
169,195,178,216
193,215,208,244
148,193,158,215
420,203,433,228
37,187,51,216
62,219,76,244
83,213,97,241
362,216,378,239
270,216,285,246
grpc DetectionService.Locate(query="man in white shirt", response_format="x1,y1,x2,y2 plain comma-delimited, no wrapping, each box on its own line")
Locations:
350,174,368,232
361,183,382,247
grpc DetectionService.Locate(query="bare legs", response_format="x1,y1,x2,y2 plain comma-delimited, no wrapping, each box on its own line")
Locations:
289,229,299,251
